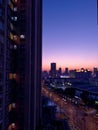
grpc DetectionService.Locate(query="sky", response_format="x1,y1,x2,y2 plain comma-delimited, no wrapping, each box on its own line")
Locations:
42,0,98,71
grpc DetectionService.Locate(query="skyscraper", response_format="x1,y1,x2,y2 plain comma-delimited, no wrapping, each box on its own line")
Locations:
1,0,42,130
65,68,69,75
50,63,57,78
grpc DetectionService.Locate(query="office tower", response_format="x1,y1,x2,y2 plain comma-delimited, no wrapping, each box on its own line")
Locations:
1,0,42,130
50,63,57,78
51,63,56,72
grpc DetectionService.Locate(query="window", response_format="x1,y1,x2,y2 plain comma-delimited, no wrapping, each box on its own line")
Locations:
9,33,19,42
20,34,25,39
9,73,17,80
13,7,17,12
12,0,17,3
11,16,18,21
8,103,16,111
14,45,17,49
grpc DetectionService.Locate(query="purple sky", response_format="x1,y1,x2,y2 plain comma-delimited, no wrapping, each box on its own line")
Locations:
42,0,98,71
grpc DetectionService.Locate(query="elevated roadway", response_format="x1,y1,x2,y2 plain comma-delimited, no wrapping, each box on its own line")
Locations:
42,85,98,130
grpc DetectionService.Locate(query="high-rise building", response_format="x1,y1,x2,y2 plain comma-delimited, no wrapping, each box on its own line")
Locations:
93,67,98,77
51,63,56,71
0,0,42,130
57,67,62,77
64,67,69,75
50,63,57,78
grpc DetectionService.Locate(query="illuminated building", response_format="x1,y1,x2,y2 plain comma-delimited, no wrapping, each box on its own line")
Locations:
75,69,92,79
1,0,42,130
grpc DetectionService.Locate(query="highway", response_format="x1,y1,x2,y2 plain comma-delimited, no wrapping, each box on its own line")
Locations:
42,85,98,130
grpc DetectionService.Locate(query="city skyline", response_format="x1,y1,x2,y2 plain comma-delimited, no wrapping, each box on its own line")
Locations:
42,62,97,72
42,0,98,71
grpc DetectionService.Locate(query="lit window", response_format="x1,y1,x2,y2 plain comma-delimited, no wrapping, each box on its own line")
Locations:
8,123,16,130
13,74,16,79
10,32,13,40
14,45,17,49
13,35,18,41
11,16,17,21
8,104,12,111
13,7,17,12
11,123,16,129
20,34,25,39
10,34,19,42
13,35,19,43
12,103,16,108
9,73,13,79
8,103,16,112
9,73,17,79
12,0,17,2
14,17,17,21
11,17,14,20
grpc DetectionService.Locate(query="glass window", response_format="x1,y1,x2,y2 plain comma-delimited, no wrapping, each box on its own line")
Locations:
9,73,13,79
14,45,17,49
20,35,25,39
12,0,17,3
9,73,17,79
11,16,18,21
13,7,17,12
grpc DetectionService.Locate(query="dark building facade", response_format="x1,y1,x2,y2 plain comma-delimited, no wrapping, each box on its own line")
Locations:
75,69,92,79
50,63,57,78
0,1,11,130
64,67,69,75
0,0,42,130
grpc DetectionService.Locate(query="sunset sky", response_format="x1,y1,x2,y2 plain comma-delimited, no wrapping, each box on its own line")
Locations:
42,0,98,71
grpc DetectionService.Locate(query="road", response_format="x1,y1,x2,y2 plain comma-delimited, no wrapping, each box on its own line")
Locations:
42,86,98,130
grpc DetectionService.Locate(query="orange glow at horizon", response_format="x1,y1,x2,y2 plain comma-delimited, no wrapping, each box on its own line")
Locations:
42,60,98,72
42,64,95,72
42,53,98,72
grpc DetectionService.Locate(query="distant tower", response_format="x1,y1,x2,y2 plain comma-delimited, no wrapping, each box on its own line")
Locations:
65,67,69,75
94,67,97,72
94,67,98,77
94,67,97,73
50,63,57,78
58,68,62,75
